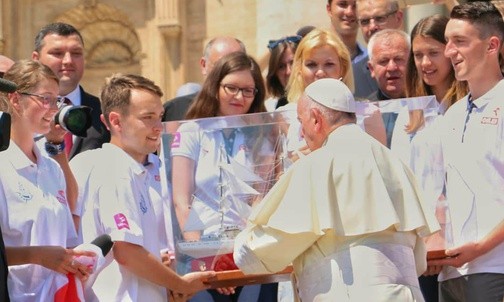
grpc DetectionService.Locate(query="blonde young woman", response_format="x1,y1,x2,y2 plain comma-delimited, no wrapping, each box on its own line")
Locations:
285,28,354,106
276,28,358,156
280,28,386,154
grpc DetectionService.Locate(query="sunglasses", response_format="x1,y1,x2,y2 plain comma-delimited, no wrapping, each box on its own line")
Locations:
267,35,302,50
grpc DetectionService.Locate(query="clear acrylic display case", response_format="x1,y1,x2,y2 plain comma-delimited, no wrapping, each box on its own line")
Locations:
160,95,450,279
160,111,297,279
357,95,453,259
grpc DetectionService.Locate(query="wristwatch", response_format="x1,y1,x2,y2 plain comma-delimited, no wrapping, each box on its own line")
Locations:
45,141,65,156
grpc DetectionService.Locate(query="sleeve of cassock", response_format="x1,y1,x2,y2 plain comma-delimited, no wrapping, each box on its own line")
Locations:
233,160,322,274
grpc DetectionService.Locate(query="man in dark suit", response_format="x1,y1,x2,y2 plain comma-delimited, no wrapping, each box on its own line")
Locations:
162,36,246,122
32,22,110,159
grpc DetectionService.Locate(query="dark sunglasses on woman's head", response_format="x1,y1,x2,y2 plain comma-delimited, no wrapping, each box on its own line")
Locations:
267,35,302,50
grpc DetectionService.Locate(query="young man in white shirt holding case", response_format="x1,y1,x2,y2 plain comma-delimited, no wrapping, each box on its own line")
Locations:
71,74,216,301
428,2,504,301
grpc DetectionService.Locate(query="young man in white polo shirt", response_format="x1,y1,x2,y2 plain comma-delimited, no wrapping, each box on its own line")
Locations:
71,74,215,301
428,2,504,301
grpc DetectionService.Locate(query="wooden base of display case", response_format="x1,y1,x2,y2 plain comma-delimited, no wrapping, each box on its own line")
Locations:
204,266,294,288
427,249,448,260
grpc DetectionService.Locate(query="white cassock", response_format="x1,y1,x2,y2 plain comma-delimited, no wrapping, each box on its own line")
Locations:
234,124,439,302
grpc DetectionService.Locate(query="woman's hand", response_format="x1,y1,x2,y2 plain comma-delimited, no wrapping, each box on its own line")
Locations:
37,246,95,281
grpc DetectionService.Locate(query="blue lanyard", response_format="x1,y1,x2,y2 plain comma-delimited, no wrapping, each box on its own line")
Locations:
461,94,477,143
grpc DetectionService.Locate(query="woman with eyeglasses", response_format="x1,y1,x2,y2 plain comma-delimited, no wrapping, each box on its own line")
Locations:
0,60,92,301
172,52,275,301
264,35,300,112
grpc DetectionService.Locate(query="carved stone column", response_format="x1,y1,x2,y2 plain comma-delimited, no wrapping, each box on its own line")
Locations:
0,1,3,53
155,0,183,98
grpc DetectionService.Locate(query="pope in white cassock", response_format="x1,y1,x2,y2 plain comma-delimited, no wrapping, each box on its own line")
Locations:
233,78,440,301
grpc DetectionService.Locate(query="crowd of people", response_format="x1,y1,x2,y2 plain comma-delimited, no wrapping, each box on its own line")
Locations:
0,0,503,301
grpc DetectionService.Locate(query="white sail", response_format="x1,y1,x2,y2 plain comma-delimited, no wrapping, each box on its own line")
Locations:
183,195,249,232
222,155,264,182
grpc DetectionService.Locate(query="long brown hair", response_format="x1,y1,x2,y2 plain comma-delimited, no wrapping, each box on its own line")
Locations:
186,52,266,119
405,15,468,133
266,40,298,98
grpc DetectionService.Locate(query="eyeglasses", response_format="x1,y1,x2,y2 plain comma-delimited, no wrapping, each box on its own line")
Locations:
358,10,398,27
267,35,302,50
221,84,257,98
19,92,63,108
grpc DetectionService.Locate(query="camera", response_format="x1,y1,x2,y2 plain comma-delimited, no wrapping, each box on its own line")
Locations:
55,104,92,137
0,77,92,138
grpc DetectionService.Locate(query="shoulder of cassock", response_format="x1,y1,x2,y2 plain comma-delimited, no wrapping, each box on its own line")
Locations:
248,124,440,238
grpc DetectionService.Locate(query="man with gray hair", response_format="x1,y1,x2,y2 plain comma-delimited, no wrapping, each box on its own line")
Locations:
367,28,410,147
162,36,246,121
234,78,438,301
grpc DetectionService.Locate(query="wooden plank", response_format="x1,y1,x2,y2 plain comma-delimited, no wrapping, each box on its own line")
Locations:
204,266,293,288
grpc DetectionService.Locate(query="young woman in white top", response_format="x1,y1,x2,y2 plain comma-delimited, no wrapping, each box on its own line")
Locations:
0,60,91,301
172,52,274,302
391,15,468,302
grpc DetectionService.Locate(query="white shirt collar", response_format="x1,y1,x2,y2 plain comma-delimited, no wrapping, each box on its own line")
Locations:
62,85,81,106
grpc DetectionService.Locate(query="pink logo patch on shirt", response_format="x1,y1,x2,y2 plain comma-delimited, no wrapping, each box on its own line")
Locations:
56,190,68,205
481,117,498,125
154,175,160,182
114,213,130,230
171,132,181,148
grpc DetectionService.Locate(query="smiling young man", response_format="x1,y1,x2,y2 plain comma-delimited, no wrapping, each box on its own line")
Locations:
70,74,215,301
326,0,364,64
427,2,504,301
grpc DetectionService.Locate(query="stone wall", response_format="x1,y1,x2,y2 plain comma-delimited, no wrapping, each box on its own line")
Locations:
0,0,456,98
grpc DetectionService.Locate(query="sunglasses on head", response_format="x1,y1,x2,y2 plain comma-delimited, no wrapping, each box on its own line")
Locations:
267,35,302,50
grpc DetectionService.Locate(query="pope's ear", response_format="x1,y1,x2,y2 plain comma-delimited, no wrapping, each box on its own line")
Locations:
310,108,323,130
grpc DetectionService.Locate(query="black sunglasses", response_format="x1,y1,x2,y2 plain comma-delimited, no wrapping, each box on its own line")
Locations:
267,35,302,50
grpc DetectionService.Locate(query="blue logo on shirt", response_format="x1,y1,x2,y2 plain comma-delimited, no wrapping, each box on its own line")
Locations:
16,182,33,202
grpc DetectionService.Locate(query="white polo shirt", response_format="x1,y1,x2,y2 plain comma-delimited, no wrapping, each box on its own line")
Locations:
440,80,504,281
171,121,272,236
72,143,166,302
0,141,77,301
144,153,174,254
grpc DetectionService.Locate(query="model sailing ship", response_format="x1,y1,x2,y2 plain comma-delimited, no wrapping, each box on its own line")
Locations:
177,132,289,260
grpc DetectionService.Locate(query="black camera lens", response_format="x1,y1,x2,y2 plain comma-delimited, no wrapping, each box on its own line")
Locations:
54,105,92,137
0,112,11,151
